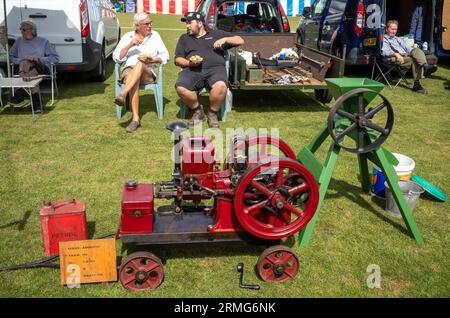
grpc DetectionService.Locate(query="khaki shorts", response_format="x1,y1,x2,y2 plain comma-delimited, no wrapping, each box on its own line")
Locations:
120,64,158,83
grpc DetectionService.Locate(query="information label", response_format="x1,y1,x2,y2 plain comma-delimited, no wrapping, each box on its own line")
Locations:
59,238,117,286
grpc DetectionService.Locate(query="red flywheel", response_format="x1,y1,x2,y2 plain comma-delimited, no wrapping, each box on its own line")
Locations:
224,135,297,170
119,251,164,291
233,158,319,240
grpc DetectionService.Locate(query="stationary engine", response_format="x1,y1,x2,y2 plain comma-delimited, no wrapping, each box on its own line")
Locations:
119,122,319,241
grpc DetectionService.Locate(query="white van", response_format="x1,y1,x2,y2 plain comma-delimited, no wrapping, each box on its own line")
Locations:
0,0,120,81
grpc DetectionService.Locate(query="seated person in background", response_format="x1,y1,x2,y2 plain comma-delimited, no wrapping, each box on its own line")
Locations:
9,20,59,113
382,20,428,94
113,12,169,133
175,12,244,128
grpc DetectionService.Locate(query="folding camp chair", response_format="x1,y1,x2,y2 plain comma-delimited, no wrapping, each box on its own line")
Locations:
114,62,164,120
11,63,58,106
179,51,233,122
371,55,409,89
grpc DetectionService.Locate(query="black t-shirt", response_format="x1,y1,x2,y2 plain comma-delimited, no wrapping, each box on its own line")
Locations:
175,29,232,69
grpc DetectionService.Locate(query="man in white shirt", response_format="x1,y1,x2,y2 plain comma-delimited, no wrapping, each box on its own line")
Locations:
113,12,169,132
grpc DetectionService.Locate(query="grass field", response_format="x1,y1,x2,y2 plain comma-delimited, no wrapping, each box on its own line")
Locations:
0,13,449,298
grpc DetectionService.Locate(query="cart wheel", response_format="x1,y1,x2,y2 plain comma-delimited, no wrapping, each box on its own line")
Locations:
327,88,394,154
314,89,333,103
119,251,164,291
224,135,297,170
233,158,319,240
257,245,299,283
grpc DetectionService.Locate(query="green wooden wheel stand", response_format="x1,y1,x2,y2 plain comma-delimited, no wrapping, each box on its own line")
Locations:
297,78,424,247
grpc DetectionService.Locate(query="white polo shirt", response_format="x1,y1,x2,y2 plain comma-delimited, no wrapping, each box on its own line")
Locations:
113,30,169,68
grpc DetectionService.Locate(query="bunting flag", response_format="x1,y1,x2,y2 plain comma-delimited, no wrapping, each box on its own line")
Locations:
134,0,311,16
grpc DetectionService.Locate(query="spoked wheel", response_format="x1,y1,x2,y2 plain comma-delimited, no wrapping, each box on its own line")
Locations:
257,245,299,283
224,135,297,170
119,251,164,291
328,88,394,154
233,158,319,240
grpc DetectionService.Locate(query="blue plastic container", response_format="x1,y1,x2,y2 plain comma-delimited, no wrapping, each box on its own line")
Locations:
371,167,386,197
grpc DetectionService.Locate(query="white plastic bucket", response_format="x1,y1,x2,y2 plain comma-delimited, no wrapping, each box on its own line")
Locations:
371,153,416,197
384,180,424,218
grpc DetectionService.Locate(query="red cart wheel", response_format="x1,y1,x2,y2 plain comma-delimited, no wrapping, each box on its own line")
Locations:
233,158,319,240
257,245,299,283
119,251,164,291
224,135,297,170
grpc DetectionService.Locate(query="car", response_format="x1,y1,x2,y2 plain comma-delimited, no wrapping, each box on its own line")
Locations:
198,0,291,33
0,0,120,81
297,0,438,74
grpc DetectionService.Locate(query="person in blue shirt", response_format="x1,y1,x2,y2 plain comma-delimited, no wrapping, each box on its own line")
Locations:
9,20,59,112
409,0,424,46
382,20,427,94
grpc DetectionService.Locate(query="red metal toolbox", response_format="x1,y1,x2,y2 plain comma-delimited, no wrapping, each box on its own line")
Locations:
120,182,154,235
40,199,87,256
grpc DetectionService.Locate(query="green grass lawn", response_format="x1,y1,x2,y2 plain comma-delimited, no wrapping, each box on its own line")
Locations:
0,13,449,298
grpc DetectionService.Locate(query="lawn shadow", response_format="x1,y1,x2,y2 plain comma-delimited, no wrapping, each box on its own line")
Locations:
427,72,450,90
87,221,96,239
0,97,58,116
117,95,171,126
231,90,330,114
0,210,32,231
57,60,113,98
120,240,278,266
326,178,410,236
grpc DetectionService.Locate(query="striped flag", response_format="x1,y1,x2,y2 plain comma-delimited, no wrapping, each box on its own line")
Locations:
135,0,311,16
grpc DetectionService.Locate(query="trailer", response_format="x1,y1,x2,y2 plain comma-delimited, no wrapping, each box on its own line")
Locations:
229,33,344,103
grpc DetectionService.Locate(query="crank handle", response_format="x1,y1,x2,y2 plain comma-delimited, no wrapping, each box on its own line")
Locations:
240,282,261,290
237,263,261,290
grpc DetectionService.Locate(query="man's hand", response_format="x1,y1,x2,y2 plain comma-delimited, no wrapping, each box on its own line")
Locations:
394,53,404,65
213,38,227,49
24,56,39,62
189,59,202,68
188,55,203,68
129,37,142,48
138,55,154,64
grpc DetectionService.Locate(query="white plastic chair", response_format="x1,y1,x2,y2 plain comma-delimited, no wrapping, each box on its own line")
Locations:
114,62,164,120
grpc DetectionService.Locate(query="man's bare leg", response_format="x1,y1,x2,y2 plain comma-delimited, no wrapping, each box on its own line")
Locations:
207,81,227,128
208,81,227,112
176,86,204,125
176,86,200,109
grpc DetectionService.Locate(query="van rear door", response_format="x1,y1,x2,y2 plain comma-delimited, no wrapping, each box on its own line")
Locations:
15,0,83,63
442,0,450,49
362,0,384,56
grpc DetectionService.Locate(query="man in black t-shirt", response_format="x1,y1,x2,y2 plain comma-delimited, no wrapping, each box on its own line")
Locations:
175,12,244,128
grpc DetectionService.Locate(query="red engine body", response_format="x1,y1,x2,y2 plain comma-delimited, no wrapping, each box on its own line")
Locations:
120,183,154,234
182,136,215,189
40,199,87,256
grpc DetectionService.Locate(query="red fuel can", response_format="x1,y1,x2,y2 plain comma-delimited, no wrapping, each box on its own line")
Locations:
40,199,87,256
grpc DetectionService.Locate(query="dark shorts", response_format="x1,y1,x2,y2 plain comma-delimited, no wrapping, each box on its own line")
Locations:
175,66,228,91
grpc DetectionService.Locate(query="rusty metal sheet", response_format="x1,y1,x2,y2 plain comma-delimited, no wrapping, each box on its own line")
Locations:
238,33,297,58
296,45,332,82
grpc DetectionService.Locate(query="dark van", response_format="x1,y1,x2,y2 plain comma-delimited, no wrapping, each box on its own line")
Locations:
297,0,438,73
435,0,450,57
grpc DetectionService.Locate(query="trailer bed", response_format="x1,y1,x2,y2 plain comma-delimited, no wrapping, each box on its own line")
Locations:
230,33,343,90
